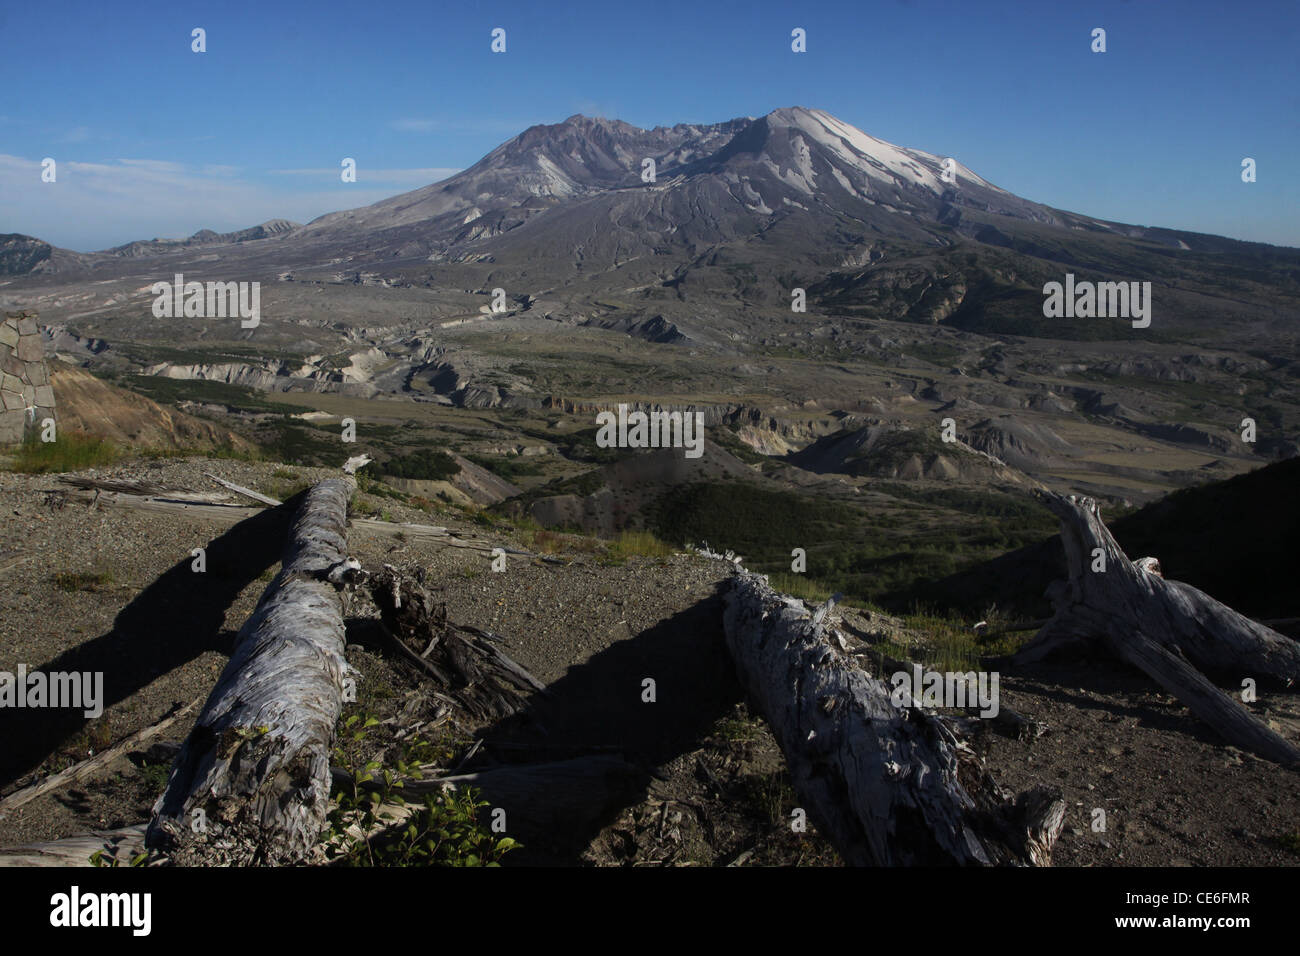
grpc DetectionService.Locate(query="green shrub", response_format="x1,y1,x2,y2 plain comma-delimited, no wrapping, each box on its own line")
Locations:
322,714,519,867
375,447,460,481
466,453,545,480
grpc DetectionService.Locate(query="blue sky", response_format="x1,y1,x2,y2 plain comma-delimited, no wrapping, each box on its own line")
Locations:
1,0,1296,251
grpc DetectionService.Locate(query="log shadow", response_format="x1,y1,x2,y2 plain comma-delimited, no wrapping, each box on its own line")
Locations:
463,583,742,865
0,496,303,791
1003,660,1244,747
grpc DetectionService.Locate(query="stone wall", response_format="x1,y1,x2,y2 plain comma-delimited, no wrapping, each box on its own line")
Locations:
0,310,55,444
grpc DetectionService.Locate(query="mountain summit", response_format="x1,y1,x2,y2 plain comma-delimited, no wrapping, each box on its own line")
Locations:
293,107,1064,258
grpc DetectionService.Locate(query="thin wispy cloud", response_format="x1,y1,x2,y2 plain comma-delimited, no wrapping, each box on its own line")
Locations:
388,116,530,136
0,154,448,252
392,118,439,133
269,166,460,186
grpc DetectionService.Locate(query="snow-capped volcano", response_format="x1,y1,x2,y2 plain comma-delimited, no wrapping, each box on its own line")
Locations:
287,106,1079,268
13,107,1224,290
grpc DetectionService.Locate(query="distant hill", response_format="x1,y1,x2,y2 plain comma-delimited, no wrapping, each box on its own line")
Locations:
51,362,253,453
0,235,101,277
924,456,1300,621
104,219,300,258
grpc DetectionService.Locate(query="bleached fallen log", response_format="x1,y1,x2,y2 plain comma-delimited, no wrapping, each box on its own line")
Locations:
60,488,264,524
146,477,357,864
1015,492,1300,767
204,472,282,506
723,571,1064,866
0,824,149,867
0,699,198,818
58,475,233,503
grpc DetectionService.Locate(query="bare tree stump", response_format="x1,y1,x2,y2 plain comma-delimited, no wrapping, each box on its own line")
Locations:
1015,492,1300,767
146,477,357,864
368,566,547,721
723,571,1064,866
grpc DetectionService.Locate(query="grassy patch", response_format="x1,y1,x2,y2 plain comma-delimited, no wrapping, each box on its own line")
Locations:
8,430,120,473
765,571,833,604
53,569,115,593
606,529,675,561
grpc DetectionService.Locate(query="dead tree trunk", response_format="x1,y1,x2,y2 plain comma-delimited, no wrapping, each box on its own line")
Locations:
1014,492,1300,767
723,571,1064,866
0,824,149,867
146,477,356,864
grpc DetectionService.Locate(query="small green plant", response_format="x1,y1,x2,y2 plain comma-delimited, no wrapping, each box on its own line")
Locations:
741,771,796,828
139,760,171,795
322,713,519,866
89,848,152,867
712,716,759,743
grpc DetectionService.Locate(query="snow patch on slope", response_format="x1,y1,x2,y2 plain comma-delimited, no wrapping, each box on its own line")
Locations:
530,154,580,197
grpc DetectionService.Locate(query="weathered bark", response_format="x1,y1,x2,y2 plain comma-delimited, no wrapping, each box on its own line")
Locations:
146,478,356,864
1016,492,1300,767
723,571,1064,866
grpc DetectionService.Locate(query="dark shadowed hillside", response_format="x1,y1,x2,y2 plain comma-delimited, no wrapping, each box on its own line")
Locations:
922,456,1300,621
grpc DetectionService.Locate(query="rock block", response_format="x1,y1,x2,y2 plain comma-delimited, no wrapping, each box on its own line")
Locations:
0,409,24,444
16,335,44,362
